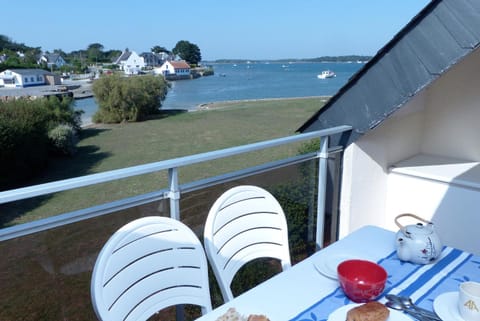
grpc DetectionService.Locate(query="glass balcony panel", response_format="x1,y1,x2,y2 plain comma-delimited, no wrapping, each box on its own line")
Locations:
0,127,349,320
0,155,345,320
0,171,168,227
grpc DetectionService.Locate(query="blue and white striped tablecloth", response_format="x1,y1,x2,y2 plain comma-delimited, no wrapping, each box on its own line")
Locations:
290,247,480,321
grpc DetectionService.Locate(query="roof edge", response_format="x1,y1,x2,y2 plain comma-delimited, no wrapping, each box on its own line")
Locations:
297,0,441,133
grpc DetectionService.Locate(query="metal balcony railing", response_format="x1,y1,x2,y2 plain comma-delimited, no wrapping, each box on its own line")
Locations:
0,125,351,320
0,125,351,244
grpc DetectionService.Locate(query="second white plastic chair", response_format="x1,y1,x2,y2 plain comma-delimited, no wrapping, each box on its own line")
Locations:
204,185,291,302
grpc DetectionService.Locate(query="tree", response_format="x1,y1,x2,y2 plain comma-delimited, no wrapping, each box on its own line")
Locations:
0,34,31,52
151,45,170,54
22,49,41,65
92,74,168,123
66,49,93,72
0,35,11,50
53,48,67,56
172,40,202,65
87,43,104,64
104,49,122,62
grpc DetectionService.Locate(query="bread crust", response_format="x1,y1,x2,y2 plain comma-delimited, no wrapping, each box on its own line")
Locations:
346,301,389,321
215,308,270,321
247,315,270,321
215,308,243,321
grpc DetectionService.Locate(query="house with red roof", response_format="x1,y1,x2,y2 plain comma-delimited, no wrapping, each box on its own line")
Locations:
157,60,191,80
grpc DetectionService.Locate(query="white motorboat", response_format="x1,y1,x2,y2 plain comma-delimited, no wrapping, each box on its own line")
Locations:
317,70,336,79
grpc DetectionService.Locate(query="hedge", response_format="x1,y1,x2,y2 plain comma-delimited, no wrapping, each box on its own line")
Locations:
0,96,82,190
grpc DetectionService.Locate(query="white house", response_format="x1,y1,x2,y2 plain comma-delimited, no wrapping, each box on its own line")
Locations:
299,0,480,255
0,69,58,88
156,60,191,79
114,49,145,75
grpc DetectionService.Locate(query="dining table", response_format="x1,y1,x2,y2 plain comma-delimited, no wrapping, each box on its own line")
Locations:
195,225,480,321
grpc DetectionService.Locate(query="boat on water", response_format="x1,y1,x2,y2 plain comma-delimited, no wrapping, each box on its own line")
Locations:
317,70,336,79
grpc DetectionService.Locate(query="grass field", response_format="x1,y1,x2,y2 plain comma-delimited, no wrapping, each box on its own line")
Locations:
2,97,327,226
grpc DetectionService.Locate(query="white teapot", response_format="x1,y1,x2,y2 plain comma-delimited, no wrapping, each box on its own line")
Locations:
395,213,442,264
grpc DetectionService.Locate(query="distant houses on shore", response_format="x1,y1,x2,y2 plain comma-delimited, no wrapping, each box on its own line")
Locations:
0,46,207,89
0,69,61,88
112,49,193,79
155,60,191,80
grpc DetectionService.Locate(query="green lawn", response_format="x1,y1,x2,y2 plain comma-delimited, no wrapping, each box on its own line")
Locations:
2,97,327,226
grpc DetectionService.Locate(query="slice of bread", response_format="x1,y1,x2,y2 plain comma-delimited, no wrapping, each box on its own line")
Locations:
215,308,270,321
346,301,390,321
215,308,245,321
247,315,270,321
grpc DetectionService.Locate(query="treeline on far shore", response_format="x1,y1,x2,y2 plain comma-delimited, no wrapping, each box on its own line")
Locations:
211,55,371,64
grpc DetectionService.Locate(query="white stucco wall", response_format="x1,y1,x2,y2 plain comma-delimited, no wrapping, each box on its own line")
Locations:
422,50,480,160
159,62,174,75
339,47,480,254
339,92,426,237
386,159,480,254
123,51,145,75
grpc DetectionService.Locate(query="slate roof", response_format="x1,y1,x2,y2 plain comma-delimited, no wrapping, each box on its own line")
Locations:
7,69,52,76
114,50,132,64
298,0,480,147
43,53,62,62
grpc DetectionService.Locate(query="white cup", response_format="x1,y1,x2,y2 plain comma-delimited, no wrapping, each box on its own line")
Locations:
459,281,480,321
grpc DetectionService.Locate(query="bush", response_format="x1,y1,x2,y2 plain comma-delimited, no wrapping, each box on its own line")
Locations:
0,96,81,189
92,74,168,123
48,124,78,156
0,99,50,189
40,95,83,132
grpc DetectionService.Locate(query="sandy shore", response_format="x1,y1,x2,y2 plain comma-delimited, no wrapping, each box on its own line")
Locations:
69,82,93,99
197,95,331,110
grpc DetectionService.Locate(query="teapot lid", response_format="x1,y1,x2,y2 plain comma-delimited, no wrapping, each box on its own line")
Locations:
404,223,433,236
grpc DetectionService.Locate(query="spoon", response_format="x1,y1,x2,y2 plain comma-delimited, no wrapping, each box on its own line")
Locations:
385,300,431,321
386,294,442,321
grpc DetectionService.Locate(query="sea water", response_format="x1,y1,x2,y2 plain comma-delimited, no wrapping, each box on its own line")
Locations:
75,61,364,125
74,97,97,126
162,62,363,110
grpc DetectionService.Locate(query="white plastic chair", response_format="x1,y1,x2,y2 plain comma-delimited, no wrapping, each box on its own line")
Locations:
204,185,291,302
91,216,212,321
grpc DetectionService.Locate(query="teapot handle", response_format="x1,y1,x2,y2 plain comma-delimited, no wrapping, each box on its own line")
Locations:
394,213,432,231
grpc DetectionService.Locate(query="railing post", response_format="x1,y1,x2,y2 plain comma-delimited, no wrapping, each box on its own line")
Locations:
316,136,329,250
168,169,184,321
167,168,180,220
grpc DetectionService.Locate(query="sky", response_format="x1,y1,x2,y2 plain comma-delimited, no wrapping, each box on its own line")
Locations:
3,0,431,61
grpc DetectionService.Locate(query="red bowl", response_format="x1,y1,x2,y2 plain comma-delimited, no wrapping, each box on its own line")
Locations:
337,259,387,303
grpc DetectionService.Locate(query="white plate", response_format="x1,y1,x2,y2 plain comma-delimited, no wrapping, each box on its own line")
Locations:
434,291,463,321
313,253,361,279
327,303,412,321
